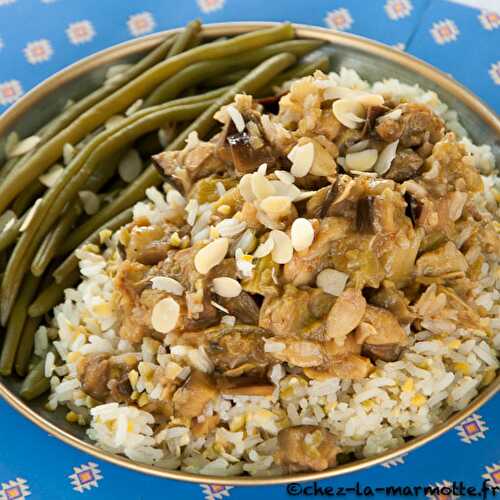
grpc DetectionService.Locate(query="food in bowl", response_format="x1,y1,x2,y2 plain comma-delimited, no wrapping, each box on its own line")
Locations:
0,22,498,478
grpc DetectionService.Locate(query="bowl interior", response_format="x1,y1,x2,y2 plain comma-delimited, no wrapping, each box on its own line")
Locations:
0,23,498,485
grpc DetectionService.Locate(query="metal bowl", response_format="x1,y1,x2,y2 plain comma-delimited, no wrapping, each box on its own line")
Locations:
0,22,498,486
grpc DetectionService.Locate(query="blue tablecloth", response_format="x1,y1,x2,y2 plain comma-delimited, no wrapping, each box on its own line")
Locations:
0,1,498,499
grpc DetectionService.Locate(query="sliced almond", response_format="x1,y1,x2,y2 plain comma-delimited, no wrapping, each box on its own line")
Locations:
63,143,75,165
309,139,336,176
290,218,314,252
316,268,349,296
254,235,275,258
288,142,315,177
269,180,301,201
323,85,357,101
226,105,245,133
326,288,366,344
212,277,242,298
125,98,143,116
378,108,402,122
323,85,384,107
118,149,142,183
270,230,293,264
8,135,41,157
345,149,378,172
354,92,384,107
239,174,256,202
374,140,399,175
251,173,275,199
257,163,268,176
39,164,64,188
260,195,292,219
105,114,127,130
332,99,366,129
256,209,283,230
448,191,468,221
151,276,184,295
78,190,101,215
275,170,294,184
151,297,180,334
347,139,371,154
194,238,229,274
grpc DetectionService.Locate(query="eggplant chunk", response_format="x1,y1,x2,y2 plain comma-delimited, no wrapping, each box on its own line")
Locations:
355,305,408,362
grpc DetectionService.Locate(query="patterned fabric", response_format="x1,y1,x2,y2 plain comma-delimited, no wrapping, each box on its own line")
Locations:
0,0,498,111
0,1,498,498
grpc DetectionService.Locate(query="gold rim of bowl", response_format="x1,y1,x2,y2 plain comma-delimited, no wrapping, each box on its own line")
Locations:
0,22,498,486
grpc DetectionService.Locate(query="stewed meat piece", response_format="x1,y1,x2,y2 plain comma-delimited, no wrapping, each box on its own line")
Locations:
172,370,218,418
276,426,339,472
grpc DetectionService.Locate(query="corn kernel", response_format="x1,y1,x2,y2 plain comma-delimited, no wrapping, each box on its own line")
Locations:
455,362,470,375
481,368,496,386
411,393,426,407
128,369,139,388
229,415,245,432
209,226,220,239
93,302,112,316
180,235,191,249
169,232,182,247
402,378,414,392
138,392,149,407
66,411,78,423
324,401,337,413
448,339,461,349
217,204,231,216
99,229,112,244
83,243,100,253
361,399,375,410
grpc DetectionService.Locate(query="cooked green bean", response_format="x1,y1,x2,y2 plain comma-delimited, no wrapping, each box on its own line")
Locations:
208,54,328,90
0,215,22,253
136,131,167,158
1,101,212,325
35,34,176,144
84,148,127,193
1,33,176,185
4,88,227,317
54,209,133,284
57,87,229,256
14,315,42,377
59,53,297,257
0,210,16,232
20,356,50,400
270,54,330,87
0,24,294,213
203,69,250,88
135,87,231,157
143,39,321,107
167,20,201,57
31,202,82,277
11,180,45,216
0,272,41,375
0,157,20,182
29,268,80,317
